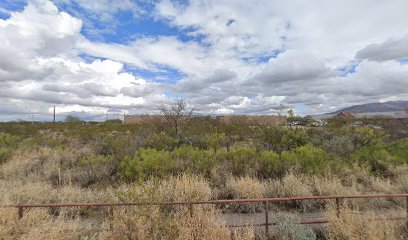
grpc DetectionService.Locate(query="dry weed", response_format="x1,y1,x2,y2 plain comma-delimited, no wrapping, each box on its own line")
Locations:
264,172,313,211
158,174,213,202
0,208,93,240
309,176,357,196
325,206,402,240
224,176,265,212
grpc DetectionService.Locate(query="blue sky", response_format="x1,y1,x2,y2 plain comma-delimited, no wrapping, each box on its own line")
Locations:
0,0,408,121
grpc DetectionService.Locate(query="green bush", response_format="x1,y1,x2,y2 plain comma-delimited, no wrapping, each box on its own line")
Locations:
120,148,177,181
255,127,307,153
171,145,217,176
0,147,13,164
386,138,408,164
281,145,329,174
0,133,20,163
221,147,259,176
352,147,393,175
144,131,178,150
257,151,284,178
73,155,116,186
206,132,228,152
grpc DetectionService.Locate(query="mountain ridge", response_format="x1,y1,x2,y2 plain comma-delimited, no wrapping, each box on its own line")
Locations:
328,100,408,114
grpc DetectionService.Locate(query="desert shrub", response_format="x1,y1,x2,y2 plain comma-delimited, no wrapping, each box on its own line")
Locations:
120,147,219,181
0,133,20,163
254,127,307,154
171,146,217,176
386,138,408,164
120,148,176,181
351,146,393,175
257,150,285,178
308,127,356,159
73,154,116,186
325,206,402,240
346,127,403,175
281,145,330,174
206,132,228,151
0,146,93,186
274,213,316,240
352,127,385,149
31,131,68,148
144,131,178,150
91,133,136,161
223,176,265,212
0,147,59,182
121,146,303,181
0,147,13,164
221,147,259,176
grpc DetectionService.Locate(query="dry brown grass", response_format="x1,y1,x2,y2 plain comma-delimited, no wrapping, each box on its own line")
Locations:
0,180,114,205
224,176,265,212
264,172,313,211
325,206,404,240
1,144,406,239
0,208,95,240
158,174,213,202
389,165,408,193
99,205,255,240
265,172,312,198
309,175,358,196
99,174,255,240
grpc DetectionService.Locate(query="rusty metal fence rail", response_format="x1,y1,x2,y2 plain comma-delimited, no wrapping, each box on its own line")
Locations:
2,193,408,235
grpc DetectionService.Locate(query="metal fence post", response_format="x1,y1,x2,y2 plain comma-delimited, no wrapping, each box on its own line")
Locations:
335,198,340,218
406,196,408,229
109,206,114,229
264,201,269,235
189,204,194,217
18,206,24,219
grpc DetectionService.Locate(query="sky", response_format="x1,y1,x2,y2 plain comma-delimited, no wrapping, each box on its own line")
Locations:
0,0,408,121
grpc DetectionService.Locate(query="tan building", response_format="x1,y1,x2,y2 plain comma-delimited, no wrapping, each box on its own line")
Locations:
123,115,162,124
214,115,287,126
124,114,287,126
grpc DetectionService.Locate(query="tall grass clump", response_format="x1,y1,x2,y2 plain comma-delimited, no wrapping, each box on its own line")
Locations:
101,173,252,240
157,174,212,202
0,208,94,240
264,172,313,210
223,176,265,212
325,206,403,240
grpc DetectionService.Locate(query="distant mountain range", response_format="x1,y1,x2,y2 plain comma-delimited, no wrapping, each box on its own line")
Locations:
329,100,408,114
310,100,408,119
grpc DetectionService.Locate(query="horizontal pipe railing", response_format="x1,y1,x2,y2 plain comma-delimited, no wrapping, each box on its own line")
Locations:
1,193,407,235
2,193,408,208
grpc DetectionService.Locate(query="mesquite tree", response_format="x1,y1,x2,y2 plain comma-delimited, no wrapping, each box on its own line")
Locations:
159,98,193,141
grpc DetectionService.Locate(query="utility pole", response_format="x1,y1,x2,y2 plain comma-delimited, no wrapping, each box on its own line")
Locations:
53,106,56,123
278,104,284,116
24,106,33,125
